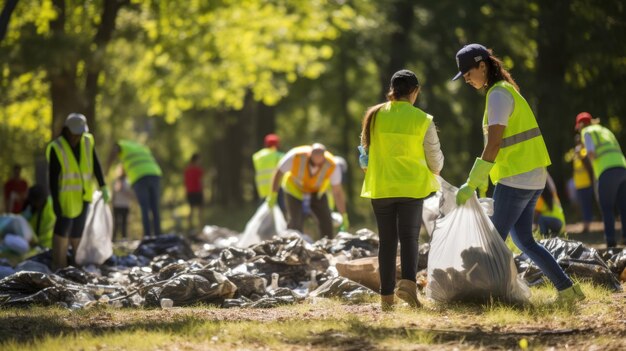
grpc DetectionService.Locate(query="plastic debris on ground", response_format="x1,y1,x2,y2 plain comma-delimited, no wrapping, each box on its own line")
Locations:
515,237,623,291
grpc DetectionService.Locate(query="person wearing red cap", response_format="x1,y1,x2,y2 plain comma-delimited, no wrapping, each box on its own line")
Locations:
252,134,285,209
575,112,626,247
452,44,584,303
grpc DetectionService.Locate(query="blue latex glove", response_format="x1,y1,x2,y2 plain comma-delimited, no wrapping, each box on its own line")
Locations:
358,145,369,169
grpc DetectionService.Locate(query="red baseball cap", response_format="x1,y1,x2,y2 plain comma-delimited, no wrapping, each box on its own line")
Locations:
575,112,592,129
264,134,280,147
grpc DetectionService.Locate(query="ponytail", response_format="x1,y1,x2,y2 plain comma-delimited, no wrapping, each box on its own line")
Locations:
485,52,519,92
360,103,385,149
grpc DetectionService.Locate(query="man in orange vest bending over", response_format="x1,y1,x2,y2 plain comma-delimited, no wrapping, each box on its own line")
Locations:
267,143,349,238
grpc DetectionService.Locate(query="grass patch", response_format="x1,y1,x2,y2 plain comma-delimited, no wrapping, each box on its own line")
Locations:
0,282,623,350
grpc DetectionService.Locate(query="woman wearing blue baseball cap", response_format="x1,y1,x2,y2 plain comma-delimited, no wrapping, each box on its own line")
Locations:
452,44,584,304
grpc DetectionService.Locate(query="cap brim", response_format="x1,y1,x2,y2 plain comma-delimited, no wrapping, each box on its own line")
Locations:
451,71,463,81
68,125,87,134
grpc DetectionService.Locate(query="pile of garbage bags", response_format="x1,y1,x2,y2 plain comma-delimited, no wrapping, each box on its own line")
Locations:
515,237,624,291
0,230,381,309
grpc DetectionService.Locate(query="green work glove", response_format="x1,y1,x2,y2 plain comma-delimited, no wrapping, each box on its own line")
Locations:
101,186,110,203
339,213,350,232
266,191,278,209
456,158,494,205
478,182,488,198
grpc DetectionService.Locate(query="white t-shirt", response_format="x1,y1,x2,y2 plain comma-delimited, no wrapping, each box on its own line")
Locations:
278,149,342,186
485,87,547,190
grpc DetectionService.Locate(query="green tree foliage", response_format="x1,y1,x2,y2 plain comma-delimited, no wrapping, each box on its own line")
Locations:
0,0,624,227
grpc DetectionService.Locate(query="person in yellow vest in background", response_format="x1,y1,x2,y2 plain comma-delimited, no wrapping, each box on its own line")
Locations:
565,133,595,232
534,174,566,236
360,69,443,311
267,143,348,238
108,140,163,238
575,112,626,248
47,113,109,270
21,185,56,249
252,134,285,212
453,44,584,303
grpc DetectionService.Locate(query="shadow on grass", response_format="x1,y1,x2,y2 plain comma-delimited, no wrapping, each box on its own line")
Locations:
0,310,214,345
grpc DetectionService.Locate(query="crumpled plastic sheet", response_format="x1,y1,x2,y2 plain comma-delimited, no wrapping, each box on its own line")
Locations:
313,229,379,258
133,234,196,261
0,272,78,307
309,276,377,302
515,237,623,291
144,269,237,307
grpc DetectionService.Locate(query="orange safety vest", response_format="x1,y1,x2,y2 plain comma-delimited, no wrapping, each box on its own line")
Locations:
284,146,336,199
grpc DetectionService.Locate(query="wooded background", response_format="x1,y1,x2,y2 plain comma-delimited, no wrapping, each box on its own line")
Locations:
1,0,624,227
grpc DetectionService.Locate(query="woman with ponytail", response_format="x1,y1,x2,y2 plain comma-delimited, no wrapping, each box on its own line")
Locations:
360,69,444,311
452,44,584,303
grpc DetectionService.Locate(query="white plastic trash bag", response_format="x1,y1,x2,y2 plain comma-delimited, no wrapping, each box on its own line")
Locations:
426,179,530,304
76,191,113,266
238,202,287,248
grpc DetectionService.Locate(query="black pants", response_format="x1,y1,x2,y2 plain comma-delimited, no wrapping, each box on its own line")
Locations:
113,207,129,240
285,192,333,239
371,197,423,295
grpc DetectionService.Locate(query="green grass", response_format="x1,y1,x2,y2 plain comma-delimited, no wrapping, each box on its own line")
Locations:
0,282,623,350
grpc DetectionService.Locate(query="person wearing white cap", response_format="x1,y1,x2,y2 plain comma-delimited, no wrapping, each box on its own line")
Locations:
46,113,109,270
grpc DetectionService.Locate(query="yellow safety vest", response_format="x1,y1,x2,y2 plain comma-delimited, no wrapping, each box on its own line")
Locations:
581,125,626,179
46,133,95,218
535,195,565,233
252,147,284,197
572,147,592,189
118,140,162,185
26,197,56,249
483,81,551,183
361,101,439,199
283,146,336,200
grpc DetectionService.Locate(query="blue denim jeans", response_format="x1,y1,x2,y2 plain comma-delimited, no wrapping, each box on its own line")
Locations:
133,175,162,238
537,216,563,236
491,183,573,291
576,186,595,223
597,167,626,247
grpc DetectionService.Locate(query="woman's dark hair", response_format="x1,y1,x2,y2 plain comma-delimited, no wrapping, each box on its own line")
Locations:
483,51,520,92
190,153,200,163
360,83,419,149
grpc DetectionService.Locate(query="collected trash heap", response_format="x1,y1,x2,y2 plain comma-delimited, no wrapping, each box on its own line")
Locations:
0,179,624,310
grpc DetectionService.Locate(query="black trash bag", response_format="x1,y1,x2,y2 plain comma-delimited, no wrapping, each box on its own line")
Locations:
309,276,377,302
0,272,76,307
133,234,196,261
226,273,266,299
22,249,53,268
418,243,430,271
602,248,626,276
219,247,256,268
515,238,622,291
144,269,237,307
56,266,109,285
314,229,379,256
150,254,181,273
157,262,190,281
103,254,151,268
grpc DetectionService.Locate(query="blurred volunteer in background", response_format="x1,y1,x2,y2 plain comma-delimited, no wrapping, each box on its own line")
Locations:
575,112,626,248
47,113,108,270
267,143,348,238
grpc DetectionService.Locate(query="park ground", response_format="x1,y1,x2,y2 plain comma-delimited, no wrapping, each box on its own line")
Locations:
0,281,624,351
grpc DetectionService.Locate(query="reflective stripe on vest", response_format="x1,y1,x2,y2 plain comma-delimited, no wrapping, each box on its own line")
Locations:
582,125,626,178
46,134,95,218
361,101,440,199
482,81,551,183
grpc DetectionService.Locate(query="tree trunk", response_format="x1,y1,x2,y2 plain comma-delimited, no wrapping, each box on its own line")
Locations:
379,0,415,98
536,0,570,193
